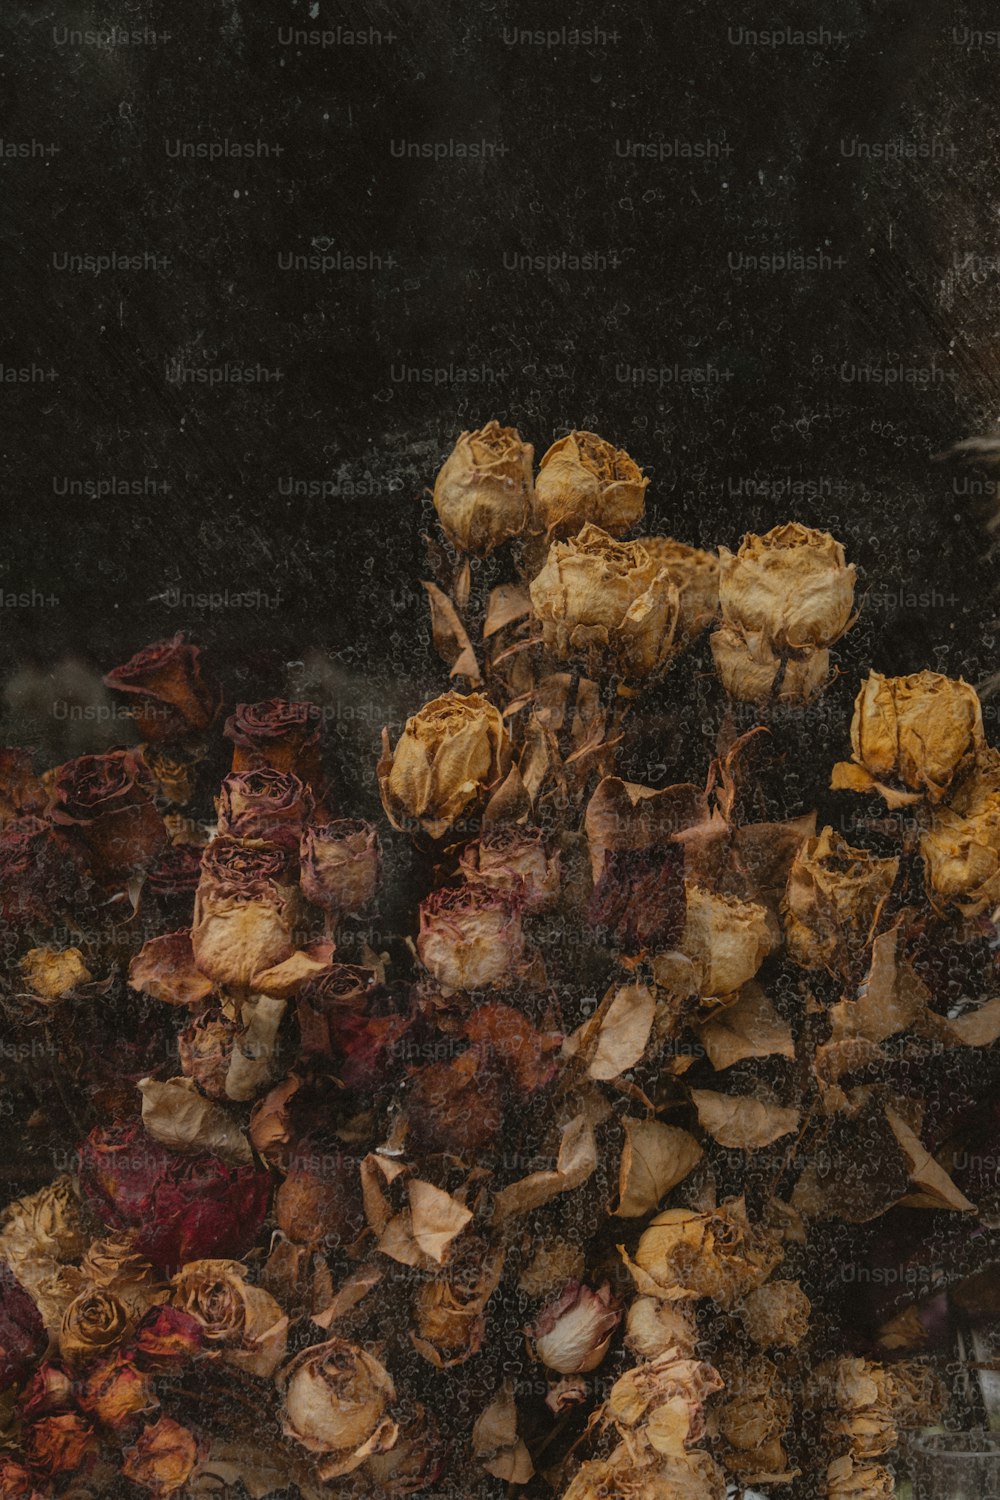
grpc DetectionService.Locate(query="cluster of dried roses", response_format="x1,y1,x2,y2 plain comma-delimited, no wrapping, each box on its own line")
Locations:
0,420,994,1498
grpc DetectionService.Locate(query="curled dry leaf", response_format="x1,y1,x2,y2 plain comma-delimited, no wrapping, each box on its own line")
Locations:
471,1383,533,1485
492,1111,597,1225
129,931,213,1008
137,1077,252,1166
690,1090,800,1151
826,926,929,1046
885,1106,975,1212
614,1119,703,1218
421,581,481,684
565,982,656,1081
697,982,794,1070
378,1180,473,1269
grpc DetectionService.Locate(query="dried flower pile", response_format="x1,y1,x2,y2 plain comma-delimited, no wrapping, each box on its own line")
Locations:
0,422,996,1496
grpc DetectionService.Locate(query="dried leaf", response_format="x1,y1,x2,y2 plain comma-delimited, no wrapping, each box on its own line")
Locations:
698,983,795,1070
484,583,532,638
614,1120,703,1218
422,580,481,684
828,928,929,1045
137,1077,251,1165
492,1112,597,1224
573,983,656,1081
472,1383,533,1484
885,1107,976,1212
251,942,335,999
407,1180,473,1264
691,1089,800,1150
129,931,213,1008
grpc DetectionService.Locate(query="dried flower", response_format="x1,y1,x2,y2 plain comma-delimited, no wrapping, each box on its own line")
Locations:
0,1457,44,1500
280,1337,398,1480
405,1048,504,1158
518,1241,586,1299
736,1279,811,1348
22,1413,97,1477
622,1198,783,1307
217,768,312,854
121,1414,199,1497
921,751,1000,914
275,1148,365,1252
412,1238,505,1367
59,1288,133,1368
680,883,774,999
459,825,559,912
833,669,985,804
638,537,720,644
783,826,898,977
178,1009,236,1099
191,837,297,990
103,634,220,742
170,1259,287,1377
533,429,648,540
18,945,91,1003
0,1177,85,1265
826,1455,895,1499
718,523,856,649
711,1355,794,1483
433,421,533,555
529,524,680,680
378,690,512,841
526,1281,620,1374
18,1362,75,1420
417,883,525,991
710,623,830,703
78,1352,157,1429
223,698,325,788
624,1297,700,1359
605,1346,723,1456
300,817,380,913
131,1305,203,1370
0,1263,46,1390
47,749,165,883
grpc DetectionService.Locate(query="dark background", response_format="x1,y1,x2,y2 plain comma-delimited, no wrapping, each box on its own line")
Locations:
4,0,1000,777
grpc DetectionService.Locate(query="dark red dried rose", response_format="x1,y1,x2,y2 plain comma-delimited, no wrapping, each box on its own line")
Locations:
144,840,203,903
331,1008,412,1093
217,769,312,855
0,818,92,929
22,1413,97,1477
405,1046,504,1158
300,819,380,914
296,965,382,1057
103,634,220,743
78,1120,271,1274
18,1363,75,1422
48,750,166,884
0,1262,46,1390
275,1144,366,1252
224,699,325,783
587,844,685,952
198,834,294,890
131,1305,204,1371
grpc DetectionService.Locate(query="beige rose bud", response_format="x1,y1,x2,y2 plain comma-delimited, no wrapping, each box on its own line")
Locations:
0,1177,85,1266
736,1280,811,1348
59,1288,133,1368
379,691,512,841
710,623,830,703
711,1354,793,1483
534,430,648,540
280,1337,398,1481
170,1259,287,1378
639,537,720,644
191,842,297,991
783,827,898,977
526,1282,620,1374
622,1198,783,1308
529,523,680,680
624,1297,700,1359
921,753,1000,914
681,883,774,999
300,819,380,914
433,421,533,556
417,884,525,992
719,523,856,649
834,669,985,804
459,825,560,913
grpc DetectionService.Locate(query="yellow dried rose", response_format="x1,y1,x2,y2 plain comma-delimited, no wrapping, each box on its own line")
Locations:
680,883,774,999
562,1445,727,1500
735,1279,811,1348
605,1347,723,1457
621,1197,783,1308
528,524,680,680
832,669,984,804
433,421,533,555
710,1355,795,1484
826,1455,895,1499
18,947,91,1003
710,623,830,703
718,523,856,649
639,537,719,644
0,1177,86,1265
59,1288,133,1368
783,826,898,977
378,691,512,840
280,1337,398,1481
921,751,1000,914
170,1259,287,1378
533,430,648,539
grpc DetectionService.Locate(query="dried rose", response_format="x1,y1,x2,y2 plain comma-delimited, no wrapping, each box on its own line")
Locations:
59,1288,132,1368
378,691,512,841
217,768,312,854
142,743,204,807
462,1003,562,1096
562,1446,727,1500
0,1263,46,1389
412,1237,505,1367
921,751,1000,914
417,884,525,991
624,1297,700,1359
405,1048,504,1158
300,817,380,914
622,1198,783,1307
144,838,202,904
47,749,165,883
826,1455,895,1499
224,698,325,789
76,1232,161,1315
178,1009,236,1099
0,1457,43,1500
192,837,298,990
718,523,855,649
18,945,91,1003
833,669,985,804
529,524,680,680
518,1241,585,1299
433,420,533,555
280,1337,398,1481
736,1279,811,1348
121,1414,199,1497
170,1259,287,1378
680,883,774,999
22,1413,97,1477
131,1305,203,1370
533,429,648,540
0,818,91,928
710,624,830,703
588,844,685,952
78,1119,270,1273
606,1346,723,1455
275,1147,365,1252
526,1281,620,1374
295,963,381,1056
18,1362,75,1420
361,1405,444,1497
783,826,898,977
459,825,559,912
0,1177,85,1265
711,1355,793,1483
103,634,220,742
638,537,720,644
78,1352,157,1429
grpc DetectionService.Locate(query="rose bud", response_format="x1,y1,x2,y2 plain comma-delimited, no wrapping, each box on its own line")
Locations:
275,1147,366,1253
680,883,774,999
191,837,298,991
0,1456,43,1500
22,1413,97,1478
248,1074,301,1170
18,1362,75,1421
295,964,381,1056
0,1176,86,1265
526,1282,621,1374
528,524,681,680
132,1305,203,1371
47,750,166,884
178,1009,236,1099
623,1199,783,1309
827,1456,895,1499
518,1241,586,1299
78,1119,271,1274
587,844,685,953
223,698,326,790
378,691,512,841
361,1405,445,1497
417,884,525,993
459,826,559,913
833,669,985,804
412,1238,505,1368
170,1259,287,1378
718,523,856,650
710,624,830,703
784,826,898,978
121,1414,199,1497
533,429,648,540
405,1048,504,1158
103,634,220,743
0,1263,46,1389
217,768,312,856
59,1288,133,1369
280,1337,399,1481
19,945,91,1004
624,1297,700,1359
144,838,202,908
638,536,720,644
0,818,91,928
432,420,533,556
922,756,1000,915
736,1280,811,1349
300,819,381,914
78,1352,157,1430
